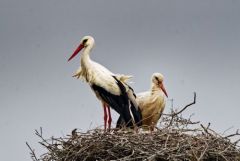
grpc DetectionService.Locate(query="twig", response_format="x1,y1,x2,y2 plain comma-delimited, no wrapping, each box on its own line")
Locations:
26,142,39,161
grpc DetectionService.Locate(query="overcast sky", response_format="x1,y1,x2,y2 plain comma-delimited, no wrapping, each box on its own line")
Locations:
1,0,240,160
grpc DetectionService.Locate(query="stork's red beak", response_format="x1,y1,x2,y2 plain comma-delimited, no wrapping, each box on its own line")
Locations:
160,83,168,98
68,43,84,61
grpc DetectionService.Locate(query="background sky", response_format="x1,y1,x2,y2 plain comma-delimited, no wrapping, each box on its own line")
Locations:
1,0,240,160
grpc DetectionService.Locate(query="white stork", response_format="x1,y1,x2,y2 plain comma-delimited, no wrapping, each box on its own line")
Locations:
68,36,142,130
117,73,168,131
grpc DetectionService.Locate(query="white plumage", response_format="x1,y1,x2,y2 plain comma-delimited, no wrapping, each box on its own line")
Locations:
73,65,132,96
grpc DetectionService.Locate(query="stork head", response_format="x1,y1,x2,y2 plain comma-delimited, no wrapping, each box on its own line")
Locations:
152,73,168,97
68,36,95,61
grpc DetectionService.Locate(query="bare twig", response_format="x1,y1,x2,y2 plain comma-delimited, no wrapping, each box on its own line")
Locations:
26,142,38,161
164,92,196,117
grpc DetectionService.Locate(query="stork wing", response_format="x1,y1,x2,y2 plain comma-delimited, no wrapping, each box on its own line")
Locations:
113,77,142,128
91,76,142,128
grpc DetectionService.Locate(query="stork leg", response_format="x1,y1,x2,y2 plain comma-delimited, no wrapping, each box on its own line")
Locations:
102,103,108,131
106,105,112,130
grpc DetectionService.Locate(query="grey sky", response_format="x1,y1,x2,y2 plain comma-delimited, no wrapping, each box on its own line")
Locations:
1,0,240,160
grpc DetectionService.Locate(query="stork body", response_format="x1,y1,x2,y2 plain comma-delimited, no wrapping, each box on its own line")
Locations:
68,36,142,130
117,73,168,131
138,73,168,130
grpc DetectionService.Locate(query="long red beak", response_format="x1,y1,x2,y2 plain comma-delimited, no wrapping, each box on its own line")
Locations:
160,83,168,98
68,43,84,61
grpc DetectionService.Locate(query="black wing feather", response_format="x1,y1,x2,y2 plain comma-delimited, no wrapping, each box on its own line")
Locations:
91,76,142,128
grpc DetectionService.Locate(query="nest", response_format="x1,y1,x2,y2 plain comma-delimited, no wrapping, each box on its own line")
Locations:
27,93,240,161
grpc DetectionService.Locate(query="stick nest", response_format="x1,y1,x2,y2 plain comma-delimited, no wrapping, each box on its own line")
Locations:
27,93,240,161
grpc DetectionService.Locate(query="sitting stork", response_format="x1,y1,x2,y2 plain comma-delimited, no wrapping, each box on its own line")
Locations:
117,73,168,131
68,36,142,130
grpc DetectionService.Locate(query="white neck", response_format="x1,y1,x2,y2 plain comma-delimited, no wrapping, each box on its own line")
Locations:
151,83,160,93
81,45,93,68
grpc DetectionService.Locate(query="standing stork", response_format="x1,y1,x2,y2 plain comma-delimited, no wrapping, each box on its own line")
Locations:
117,73,168,131
68,36,142,130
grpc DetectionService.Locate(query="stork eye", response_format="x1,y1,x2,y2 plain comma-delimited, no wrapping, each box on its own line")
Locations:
83,39,88,44
154,76,161,84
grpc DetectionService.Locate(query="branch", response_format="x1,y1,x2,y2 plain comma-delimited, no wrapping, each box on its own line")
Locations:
26,142,39,161
163,92,197,128
173,92,196,116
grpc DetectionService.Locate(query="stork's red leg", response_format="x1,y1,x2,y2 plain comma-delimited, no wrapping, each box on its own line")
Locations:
102,103,108,131
107,105,112,130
